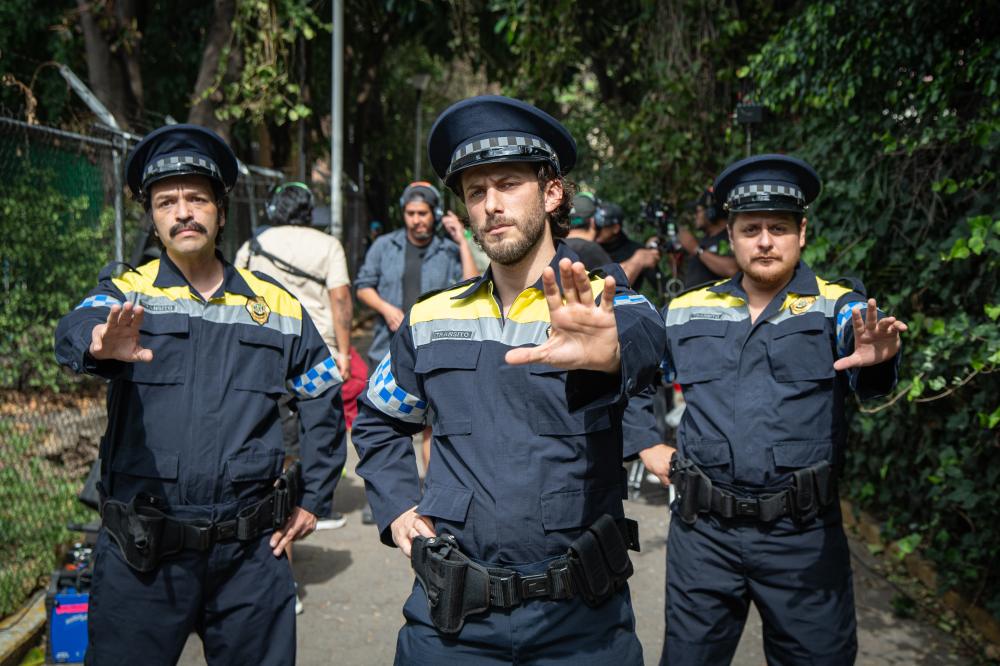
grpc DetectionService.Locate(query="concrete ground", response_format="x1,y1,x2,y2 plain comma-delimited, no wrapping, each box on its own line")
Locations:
178,439,971,665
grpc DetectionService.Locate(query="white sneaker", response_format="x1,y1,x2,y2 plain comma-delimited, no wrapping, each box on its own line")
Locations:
294,584,304,615
315,512,347,530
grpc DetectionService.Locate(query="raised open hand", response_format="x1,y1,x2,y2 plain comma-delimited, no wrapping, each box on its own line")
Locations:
504,259,620,374
832,298,907,371
89,301,153,363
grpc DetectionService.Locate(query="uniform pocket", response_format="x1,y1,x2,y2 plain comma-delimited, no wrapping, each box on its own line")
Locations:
414,342,480,373
684,439,731,469
416,482,473,523
226,449,285,482
540,485,624,531
769,316,836,382
527,364,613,435
673,320,728,384
110,446,179,479
234,325,286,394
771,440,833,469
129,314,189,384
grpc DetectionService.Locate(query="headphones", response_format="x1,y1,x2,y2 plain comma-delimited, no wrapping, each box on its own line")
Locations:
700,188,720,223
266,182,314,222
400,181,444,223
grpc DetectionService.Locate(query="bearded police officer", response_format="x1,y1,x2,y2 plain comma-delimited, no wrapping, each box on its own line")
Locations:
643,154,906,664
351,95,665,663
54,125,346,665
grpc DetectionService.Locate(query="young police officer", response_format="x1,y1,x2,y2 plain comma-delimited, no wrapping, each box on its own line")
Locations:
351,96,665,663
655,154,907,664
54,125,346,665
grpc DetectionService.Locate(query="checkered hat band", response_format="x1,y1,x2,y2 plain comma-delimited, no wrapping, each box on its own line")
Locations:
727,183,804,205
143,155,221,181
447,144,559,178
452,135,553,162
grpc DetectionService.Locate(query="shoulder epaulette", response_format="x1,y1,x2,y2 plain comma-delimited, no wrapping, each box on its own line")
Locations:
828,276,866,296
673,277,727,299
415,276,479,304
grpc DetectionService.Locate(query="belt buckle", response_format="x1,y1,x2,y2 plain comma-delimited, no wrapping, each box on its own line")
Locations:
215,520,237,542
735,498,758,517
519,573,551,599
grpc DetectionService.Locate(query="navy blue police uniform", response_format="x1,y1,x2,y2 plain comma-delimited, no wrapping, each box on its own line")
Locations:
54,125,346,666
351,96,666,664
660,155,900,665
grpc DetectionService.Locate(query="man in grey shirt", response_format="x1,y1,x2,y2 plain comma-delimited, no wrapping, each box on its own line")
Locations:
356,182,476,371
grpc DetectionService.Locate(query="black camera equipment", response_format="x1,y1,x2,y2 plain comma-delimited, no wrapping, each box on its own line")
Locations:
641,198,686,301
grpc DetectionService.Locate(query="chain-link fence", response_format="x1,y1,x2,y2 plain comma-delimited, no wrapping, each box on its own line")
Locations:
0,116,367,620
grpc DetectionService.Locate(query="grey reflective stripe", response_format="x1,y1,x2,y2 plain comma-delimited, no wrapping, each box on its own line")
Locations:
410,317,549,348
125,292,302,336
665,306,749,327
451,135,553,163
727,182,803,204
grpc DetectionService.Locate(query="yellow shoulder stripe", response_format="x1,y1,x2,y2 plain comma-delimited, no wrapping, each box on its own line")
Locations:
410,283,499,323
236,268,303,319
670,281,744,309
111,260,196,302
815,277,853,301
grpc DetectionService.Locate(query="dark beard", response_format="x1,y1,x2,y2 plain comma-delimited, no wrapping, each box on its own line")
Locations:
474,200,547,266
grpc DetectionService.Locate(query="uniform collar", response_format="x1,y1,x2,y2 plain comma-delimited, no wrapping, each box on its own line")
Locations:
154,249,256,299
451,240,581,300
709,260,818,299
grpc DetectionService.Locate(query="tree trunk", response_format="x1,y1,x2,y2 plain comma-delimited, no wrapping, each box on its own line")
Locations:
76,0,129,127
188,0,237,141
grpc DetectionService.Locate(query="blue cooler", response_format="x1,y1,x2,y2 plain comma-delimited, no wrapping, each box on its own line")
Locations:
46,585,89,663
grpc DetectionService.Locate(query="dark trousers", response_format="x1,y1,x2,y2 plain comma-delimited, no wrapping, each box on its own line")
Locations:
662,515,857,665
395,558,644,665
86,528,296,666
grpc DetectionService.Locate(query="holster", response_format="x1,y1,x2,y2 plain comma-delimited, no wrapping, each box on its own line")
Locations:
411,535,491,634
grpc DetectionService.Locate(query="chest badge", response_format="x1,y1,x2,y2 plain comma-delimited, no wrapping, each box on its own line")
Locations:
790,296,816,316
246,295,271,325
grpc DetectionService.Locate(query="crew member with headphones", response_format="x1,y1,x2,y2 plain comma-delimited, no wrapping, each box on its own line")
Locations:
355,182,478,520
678,187,738,288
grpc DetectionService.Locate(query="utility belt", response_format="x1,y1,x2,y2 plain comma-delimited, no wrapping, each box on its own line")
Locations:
411,514,640,634
669,457,835,526
100,462,302,573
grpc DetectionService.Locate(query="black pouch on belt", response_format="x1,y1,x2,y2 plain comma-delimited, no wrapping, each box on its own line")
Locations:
566,514,635,607
411,535,491,634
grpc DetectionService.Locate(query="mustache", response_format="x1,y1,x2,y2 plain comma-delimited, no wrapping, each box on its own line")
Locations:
484,215,515,232
169,221,208,237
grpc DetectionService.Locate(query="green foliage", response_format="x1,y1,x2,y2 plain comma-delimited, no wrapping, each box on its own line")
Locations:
208,0,328,126
743,0,999,617
0,162,111,391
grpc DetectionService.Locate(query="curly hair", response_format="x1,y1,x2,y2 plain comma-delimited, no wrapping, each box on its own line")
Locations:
536,163,575,239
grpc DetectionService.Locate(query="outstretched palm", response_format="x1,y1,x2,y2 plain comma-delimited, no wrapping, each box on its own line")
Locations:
89,301,154,363
505,259,620,374
832,297,907,371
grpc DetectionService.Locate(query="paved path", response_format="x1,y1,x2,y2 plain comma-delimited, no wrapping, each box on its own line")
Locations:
180,442,969,665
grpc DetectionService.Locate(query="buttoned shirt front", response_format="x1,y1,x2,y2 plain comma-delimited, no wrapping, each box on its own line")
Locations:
54,253,346,517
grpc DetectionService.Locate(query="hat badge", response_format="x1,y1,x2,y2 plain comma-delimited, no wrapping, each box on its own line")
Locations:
246,295,271,325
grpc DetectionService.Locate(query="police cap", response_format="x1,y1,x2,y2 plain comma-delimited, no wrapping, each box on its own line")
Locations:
427,95,577,193
125,124,239,201
713,154,820,216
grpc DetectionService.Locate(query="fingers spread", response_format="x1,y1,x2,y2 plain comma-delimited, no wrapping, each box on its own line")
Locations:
833,354,860,372
866,298,877,329
106,304,122,328
131,305,145,329
573,262,593,306
600,276,616,313
541,266,562,313
559,259,579,305
505,344,545,366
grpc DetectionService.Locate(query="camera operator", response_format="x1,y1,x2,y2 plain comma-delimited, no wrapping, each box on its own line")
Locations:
678,188,737,287
595,200,661,291
565,192,614,269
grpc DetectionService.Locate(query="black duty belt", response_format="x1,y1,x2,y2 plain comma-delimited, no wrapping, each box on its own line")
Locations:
100,462,301,573
669,457,835,525
411,515,639,634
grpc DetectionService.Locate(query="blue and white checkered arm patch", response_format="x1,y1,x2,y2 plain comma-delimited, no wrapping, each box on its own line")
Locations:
288,356,343,399
836,301,867,357
75,294,123,310
613,293,656,311
366,353,428,424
